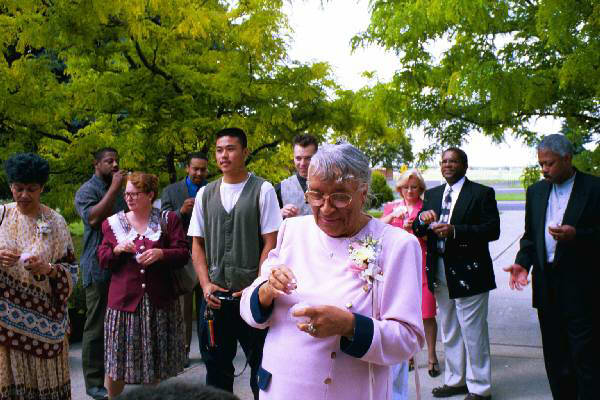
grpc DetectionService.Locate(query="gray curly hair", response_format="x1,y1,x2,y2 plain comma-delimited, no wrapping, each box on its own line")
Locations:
537,134,574,157
307,142,371,189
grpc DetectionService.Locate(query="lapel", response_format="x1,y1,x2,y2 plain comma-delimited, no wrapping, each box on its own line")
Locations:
429,185,444,217
176,179,189,203
561,170,587,227
536,180,552,265
449,178,472,225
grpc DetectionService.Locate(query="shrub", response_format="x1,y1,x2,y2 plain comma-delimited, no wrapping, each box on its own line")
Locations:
370,171,394,209
520,165,541,189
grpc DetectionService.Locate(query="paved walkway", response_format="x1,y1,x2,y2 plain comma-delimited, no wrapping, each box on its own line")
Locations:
69,209,552,399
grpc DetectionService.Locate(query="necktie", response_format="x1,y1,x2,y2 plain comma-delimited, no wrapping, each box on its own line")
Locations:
437,187,453,254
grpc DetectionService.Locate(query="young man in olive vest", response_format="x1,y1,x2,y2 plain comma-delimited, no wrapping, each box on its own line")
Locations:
275,134,318,218
188,128,282,400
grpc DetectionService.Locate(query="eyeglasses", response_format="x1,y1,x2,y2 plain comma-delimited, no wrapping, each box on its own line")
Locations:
304,191,354,208
124,191,146,199
400,185,420,192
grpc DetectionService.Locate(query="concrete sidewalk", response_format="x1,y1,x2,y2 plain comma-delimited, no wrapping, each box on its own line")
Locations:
69,210,552,399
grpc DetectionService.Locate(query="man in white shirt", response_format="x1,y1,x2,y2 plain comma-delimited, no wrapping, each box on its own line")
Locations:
413,148,500,400
188,127,282,400
505,134,599,400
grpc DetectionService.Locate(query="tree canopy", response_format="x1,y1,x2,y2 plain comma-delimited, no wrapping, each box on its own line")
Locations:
0,0,412,220
355,0,599,164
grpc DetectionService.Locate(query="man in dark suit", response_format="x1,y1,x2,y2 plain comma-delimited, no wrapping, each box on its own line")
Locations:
161,152,208,365
505,134,599,400
414,147,500,400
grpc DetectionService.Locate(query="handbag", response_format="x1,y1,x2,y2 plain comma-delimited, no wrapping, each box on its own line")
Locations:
159,211,198,296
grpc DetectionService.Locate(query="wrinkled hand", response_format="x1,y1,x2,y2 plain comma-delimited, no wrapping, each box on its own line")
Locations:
281,204,299,218
202,282,229,309
0,249,20,269
23,255,51,275
503,264,530,290
294,305,354,339
259,266,296,307
419,210,438,224
180,198,195,215
137,249,164,266
114,241,136,255
548,224,576,241
432,223,454,239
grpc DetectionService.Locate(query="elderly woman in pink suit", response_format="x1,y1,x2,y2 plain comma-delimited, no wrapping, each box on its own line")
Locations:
240,143,425,400
381,168,440,377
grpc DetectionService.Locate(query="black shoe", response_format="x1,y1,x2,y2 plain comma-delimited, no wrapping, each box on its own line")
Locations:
428,361,441,377
86,386,108,400
432,384,469,398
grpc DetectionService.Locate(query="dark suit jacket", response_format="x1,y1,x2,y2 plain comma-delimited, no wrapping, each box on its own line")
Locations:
514,170,600,312
161,179,193,233
414,178,500,299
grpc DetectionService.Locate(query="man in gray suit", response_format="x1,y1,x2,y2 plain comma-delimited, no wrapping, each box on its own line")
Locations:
161,152,208,364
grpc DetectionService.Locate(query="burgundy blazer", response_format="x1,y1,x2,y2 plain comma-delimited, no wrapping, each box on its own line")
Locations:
98,209,190,312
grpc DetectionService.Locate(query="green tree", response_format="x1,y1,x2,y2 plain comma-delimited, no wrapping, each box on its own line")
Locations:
330,84,413,168
355,0,599,160
0,0,338,220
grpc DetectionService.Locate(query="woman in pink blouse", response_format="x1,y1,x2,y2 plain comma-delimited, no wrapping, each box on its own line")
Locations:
381,168,440,377
240,144,424,399
98,172,189,398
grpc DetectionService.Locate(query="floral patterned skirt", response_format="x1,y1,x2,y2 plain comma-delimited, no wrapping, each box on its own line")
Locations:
104,294,185,384
0,341,70,400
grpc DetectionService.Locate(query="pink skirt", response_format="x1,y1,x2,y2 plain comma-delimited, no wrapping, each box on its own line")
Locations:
422,283,436,319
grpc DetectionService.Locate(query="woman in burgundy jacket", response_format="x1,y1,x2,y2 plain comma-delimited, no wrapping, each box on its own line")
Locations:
98,172,189,399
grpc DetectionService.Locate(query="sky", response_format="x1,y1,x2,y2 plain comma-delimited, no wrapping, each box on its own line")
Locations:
282,0,561,168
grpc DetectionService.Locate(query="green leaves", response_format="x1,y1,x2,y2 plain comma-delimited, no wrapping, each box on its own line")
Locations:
358,0,599,162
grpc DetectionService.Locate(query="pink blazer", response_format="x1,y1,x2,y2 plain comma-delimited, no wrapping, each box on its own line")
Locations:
240,216,425,400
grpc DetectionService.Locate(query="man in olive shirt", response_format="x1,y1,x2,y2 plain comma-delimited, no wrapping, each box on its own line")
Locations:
74,148,127,400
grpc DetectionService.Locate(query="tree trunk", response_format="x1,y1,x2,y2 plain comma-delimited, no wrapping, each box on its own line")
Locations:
166,147,177,183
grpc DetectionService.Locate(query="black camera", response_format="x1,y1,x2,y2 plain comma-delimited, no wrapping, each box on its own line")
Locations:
212,291,238,302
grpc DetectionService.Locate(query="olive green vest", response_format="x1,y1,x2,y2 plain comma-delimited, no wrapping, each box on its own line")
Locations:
202,175,264,291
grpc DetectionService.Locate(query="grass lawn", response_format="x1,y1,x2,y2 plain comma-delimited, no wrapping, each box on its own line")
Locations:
496,192,526,201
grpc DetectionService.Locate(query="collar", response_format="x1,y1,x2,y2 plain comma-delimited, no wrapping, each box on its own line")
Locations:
91,173,110,189
445,175,466,193
295,172,307,184
554,170,576,190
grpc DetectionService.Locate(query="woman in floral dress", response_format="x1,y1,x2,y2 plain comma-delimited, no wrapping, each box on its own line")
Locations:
0,153,78,400
98,172,189,398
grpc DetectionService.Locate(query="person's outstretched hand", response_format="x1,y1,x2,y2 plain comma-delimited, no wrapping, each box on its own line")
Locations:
503,264,530,290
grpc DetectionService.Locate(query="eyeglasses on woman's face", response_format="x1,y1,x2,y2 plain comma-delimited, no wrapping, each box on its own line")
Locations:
304,191,354,208
124,191,147,200
10,183,42,194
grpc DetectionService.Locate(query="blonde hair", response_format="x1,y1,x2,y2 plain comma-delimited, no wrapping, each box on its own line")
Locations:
127,172,159,201
395,168,426,200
